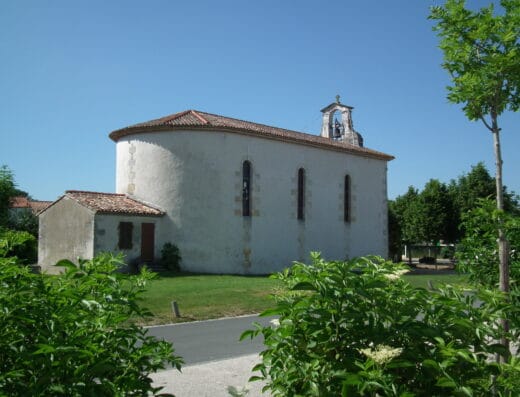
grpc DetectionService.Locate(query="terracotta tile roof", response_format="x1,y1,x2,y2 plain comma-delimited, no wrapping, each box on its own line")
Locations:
9,196,52,214
109,110,394,161
41,191,164,216
9,196,30,209
29,200,53,214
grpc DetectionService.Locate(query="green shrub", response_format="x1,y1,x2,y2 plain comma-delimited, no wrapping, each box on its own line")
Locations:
418,255,436,264
0,229,37,264
8,209,39,237
457,198,520,335
0,253,182,396
440,245,455,259
242,254,518,396
160,242,182,272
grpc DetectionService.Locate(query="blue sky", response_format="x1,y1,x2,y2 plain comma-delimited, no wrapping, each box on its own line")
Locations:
1,0,518,201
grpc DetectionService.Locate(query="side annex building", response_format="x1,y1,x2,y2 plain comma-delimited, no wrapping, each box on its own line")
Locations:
38,99,394,274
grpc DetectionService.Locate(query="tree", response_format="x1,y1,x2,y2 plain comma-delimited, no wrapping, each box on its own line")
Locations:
456,199,520,341
451,162,519,217
419,179,457,244
390,187,423,263
391,186,422,244
387,203,402,262
0,166,16,228
391,181,458,261
430,0,520,360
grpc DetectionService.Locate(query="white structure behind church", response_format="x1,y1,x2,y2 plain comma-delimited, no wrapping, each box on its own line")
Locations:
39,99,393,274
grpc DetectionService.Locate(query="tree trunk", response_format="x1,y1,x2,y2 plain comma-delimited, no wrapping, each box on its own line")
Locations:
491,114,510,362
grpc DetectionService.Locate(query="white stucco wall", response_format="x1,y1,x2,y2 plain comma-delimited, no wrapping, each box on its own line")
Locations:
115,130,389,274
94,214,163,264
38,197,95,273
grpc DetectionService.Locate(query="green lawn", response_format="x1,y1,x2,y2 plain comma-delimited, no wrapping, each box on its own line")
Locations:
403,273,468,289
138,272,467,325
138,273,282,325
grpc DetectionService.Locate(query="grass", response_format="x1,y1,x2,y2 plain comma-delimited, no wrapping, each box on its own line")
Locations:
403,273,468,289
138,273,282,325
137,271,468,325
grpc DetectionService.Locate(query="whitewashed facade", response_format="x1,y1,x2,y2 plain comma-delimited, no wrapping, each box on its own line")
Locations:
39,100,393,274
38,191,164,273
108,100,393,274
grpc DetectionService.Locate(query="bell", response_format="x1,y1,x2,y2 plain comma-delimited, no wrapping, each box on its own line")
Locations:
333,120,341,138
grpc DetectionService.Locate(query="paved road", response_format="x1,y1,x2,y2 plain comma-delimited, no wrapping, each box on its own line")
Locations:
145,314,274,365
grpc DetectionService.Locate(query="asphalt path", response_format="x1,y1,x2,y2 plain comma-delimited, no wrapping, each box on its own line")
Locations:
145,314,274,365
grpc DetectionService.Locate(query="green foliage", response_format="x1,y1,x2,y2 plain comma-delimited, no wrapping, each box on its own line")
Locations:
387,203,402,262
418,256,436,264
0,166,16,228
440,245,455,259
390,186,422,244
160,242,182,272
391,163,519,249
450,162,519,220
456,198,520,333
430,0,520,313
0,229,37,264
0,253,182,396
420,179,457,243
243,254,518,396
391,180,457,245
429,0,520,121
8,208,39,237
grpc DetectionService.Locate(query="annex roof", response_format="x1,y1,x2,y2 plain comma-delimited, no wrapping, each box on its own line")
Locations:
109,109,394,161
9,196,52,214
40,191,164,216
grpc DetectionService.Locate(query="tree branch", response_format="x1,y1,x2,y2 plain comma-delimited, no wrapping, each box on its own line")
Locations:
480,115,493,132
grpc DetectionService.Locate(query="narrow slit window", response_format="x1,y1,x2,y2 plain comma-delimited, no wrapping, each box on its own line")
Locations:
344,174,351,222
118,221,133,249
297,168,305,220
242,161,251,217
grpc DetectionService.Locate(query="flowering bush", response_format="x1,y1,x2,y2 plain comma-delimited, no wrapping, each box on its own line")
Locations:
242,254,518,396
0,253,182,396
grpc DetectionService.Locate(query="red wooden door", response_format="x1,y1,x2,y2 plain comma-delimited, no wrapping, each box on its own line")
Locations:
141,223,155,262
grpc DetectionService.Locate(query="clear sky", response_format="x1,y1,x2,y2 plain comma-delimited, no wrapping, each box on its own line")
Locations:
1,0,518,201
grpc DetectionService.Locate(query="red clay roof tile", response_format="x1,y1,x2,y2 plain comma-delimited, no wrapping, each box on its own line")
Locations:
109,110,394,161
50,191,164,216
9,196,52,214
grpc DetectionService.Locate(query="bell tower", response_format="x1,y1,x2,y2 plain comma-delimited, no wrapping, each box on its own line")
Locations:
320,95,363,147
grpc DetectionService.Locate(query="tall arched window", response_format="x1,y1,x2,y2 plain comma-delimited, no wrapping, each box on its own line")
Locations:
297,168,305,220
344,174,351,222
242,161,251,217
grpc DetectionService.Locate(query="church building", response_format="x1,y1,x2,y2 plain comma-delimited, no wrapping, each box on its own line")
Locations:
38,98,394,274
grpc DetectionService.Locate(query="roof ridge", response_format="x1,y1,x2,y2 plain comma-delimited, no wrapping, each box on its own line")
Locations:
155,110,194,125
189,110,210,125
195,110,306,135
66,190,126,197
109,109,394,161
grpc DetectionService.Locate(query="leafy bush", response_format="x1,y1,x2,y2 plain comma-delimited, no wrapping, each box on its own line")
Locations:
160,242,182,272
457,199,519,288
439,245,455,259
0,253,182,396
418,256,436,264
457,198,520,335
242,254,518,396
8,208,39,237
0,228,37,264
